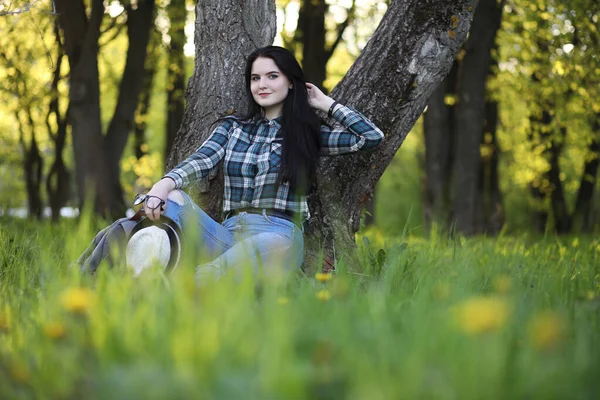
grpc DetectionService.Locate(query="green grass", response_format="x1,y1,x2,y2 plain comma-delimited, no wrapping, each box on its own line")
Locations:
1,218,599,399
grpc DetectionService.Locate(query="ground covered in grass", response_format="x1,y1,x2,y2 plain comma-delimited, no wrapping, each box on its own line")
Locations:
1,218,599,399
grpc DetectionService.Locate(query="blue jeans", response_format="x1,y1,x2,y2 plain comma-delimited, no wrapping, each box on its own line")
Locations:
163,191,304,279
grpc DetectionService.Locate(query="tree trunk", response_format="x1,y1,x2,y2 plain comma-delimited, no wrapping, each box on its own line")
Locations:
165,0,187,161
306,0,478,271
298,0,327,89
104,0,156,213
451,0,503,235
55,0,113,214
548,127,570,233
482,100,504,233
571,115,600,233
134,28,161,160
528,108,551,232
171,0,477,272
46,22,71,222
16,109,44,220
423,61,457,231
295,0,355,91
167,0,277,218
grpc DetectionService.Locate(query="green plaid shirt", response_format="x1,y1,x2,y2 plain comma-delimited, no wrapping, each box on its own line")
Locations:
165,104,384,220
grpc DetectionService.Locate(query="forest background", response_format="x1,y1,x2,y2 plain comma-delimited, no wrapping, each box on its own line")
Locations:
0,0,598,238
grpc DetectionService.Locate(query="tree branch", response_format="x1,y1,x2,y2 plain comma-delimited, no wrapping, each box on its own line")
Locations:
0,0,58,16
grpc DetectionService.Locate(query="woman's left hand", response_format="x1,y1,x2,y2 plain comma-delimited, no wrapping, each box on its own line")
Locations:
306,82,335,113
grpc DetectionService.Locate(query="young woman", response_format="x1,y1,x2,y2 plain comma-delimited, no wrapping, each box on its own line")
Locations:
133,45,384,279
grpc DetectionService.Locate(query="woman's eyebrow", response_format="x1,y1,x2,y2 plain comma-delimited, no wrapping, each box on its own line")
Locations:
251,71,280,76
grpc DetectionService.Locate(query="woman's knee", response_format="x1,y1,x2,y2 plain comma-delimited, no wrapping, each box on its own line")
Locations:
167,189,185,205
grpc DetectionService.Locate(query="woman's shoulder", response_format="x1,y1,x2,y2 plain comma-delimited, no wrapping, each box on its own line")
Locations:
218,114,260,127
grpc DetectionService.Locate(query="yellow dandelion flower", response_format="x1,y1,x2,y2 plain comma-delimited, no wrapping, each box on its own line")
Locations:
315,272,333,283
44,321,66,340
528,312,565,351
277,296,289,305
60,287,95,315
0,308,11,332
316,290,332,301
493,275,512,294
453,296,510,335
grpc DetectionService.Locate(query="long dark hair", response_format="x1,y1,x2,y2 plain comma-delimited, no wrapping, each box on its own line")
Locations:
243,46,322,193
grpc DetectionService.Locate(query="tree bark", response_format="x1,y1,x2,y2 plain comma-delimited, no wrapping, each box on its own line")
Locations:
55,0,113,214
165,0,187,161
104,0,155,212
306,0,478,270
167,0,277,217
170,0,477,272
451,0,503,235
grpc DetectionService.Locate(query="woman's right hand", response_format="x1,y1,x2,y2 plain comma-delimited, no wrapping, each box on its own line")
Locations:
144,178,175,221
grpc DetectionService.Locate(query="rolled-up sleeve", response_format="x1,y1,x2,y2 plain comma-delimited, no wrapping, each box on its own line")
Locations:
320,105,384,155
164,118,234,188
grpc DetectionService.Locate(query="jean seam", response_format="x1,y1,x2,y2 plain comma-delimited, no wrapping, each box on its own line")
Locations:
200,224,232,251
262,212,297,231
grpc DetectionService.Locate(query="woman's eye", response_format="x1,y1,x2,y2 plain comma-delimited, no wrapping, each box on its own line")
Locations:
251,76,259,81
269,74,278,79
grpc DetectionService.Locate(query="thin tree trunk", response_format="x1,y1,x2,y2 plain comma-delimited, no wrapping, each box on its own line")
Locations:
298,0,327,89
165,0,187,160
16,109,44,220
571,122,600,232
451,0,504,235
483,100,504,233
45,22,70,222
295,0,355,91
55,0,113,214
134,28,161,160
528,108,551,232
104,0,156,213
548,127,570,233
423,61,457,231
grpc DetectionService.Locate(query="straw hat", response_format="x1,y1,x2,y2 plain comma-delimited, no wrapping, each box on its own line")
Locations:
126,217,182,275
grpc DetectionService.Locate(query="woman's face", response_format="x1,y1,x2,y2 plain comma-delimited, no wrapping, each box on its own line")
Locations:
250,57,292,119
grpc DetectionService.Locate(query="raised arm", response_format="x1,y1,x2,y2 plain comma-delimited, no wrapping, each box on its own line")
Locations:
319,104,384,155
305,83,384,156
